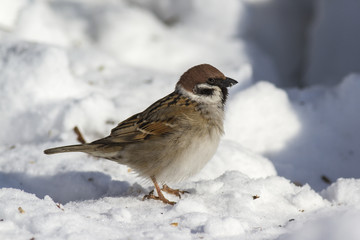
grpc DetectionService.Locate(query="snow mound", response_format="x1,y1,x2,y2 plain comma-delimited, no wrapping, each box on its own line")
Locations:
270,74,360,190
321,178,360,206
0,171,328,239
0,41,82,144
197,140,277,180
225,81,301,153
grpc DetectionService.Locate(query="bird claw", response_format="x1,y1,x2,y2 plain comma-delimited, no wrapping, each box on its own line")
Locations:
142,190,176,205
161,184,189,199
142,189,155,201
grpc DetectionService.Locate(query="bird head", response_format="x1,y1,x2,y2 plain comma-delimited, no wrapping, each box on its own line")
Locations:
176,64,238,105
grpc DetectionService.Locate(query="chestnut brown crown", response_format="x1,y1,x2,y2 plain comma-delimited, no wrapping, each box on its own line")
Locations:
177,64,227,92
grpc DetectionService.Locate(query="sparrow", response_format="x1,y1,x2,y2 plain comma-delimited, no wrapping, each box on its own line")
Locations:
44,64,238,205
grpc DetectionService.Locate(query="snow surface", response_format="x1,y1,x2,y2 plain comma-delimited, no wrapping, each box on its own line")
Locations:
1,0,360,239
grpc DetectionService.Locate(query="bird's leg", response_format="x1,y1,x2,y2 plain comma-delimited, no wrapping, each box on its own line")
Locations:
142,176,176,205
161,184,189,199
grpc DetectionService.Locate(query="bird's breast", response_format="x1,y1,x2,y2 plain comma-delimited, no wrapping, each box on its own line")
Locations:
156,123,223,183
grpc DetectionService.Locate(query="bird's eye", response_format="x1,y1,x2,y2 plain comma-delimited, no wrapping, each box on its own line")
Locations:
207,78,215,84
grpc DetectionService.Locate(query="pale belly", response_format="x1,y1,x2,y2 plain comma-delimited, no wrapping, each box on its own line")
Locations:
156,130,222,183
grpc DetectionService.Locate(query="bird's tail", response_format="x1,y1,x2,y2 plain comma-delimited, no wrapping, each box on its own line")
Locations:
44,144,95,155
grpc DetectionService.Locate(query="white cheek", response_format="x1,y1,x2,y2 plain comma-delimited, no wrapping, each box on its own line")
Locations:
176,84,223,105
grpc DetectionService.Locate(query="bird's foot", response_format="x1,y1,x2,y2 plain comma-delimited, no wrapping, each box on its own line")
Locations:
161,184,189,199
142,190,176,205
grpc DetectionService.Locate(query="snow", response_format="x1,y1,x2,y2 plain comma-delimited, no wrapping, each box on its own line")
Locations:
1,0,360,239
304,0,360,86
225,81,301,153
0,0,25,31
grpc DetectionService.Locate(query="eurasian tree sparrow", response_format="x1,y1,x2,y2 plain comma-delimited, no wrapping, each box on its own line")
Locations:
44,64,238,205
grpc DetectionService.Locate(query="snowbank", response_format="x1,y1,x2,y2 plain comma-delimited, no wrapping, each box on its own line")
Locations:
225,81,301,153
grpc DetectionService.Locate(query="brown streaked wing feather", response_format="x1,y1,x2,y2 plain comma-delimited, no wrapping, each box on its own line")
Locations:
105,119,174,144
110,113,139,135
92,92,194,145
90,115,141,145
107,113,144,143
141,121,174,135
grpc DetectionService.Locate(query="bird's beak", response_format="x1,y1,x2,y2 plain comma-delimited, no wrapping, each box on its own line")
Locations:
221,77,238,88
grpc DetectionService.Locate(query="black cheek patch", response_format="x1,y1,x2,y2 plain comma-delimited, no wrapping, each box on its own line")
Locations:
221,87,228,104
196,88,214,96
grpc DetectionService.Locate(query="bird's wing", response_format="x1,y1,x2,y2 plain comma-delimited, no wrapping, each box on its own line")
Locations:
106,114,175,143
92,92,193,145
